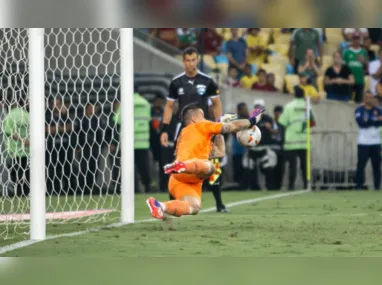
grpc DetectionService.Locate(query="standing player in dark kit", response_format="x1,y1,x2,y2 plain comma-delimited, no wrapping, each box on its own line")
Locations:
160,47,229,212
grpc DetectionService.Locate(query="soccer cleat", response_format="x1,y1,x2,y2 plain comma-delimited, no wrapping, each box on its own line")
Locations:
217,205,230,213
164,161,186,174
146,197,164,220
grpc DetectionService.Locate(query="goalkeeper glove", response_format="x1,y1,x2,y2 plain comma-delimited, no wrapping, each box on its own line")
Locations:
248,108,265,127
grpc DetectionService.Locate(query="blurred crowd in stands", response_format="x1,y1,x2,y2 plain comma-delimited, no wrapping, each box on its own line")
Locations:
147,28,382,104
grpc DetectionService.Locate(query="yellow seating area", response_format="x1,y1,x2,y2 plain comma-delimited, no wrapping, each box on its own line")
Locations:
174,28,378,98
260,63,285,77
268,43,289,56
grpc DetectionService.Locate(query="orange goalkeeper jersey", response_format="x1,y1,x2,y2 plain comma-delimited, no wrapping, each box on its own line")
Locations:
175,121,223,161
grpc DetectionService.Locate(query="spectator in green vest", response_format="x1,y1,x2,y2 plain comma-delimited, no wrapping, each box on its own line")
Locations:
278,87,316,190
343,32,369,103
2,97,30,196
111,92,153,193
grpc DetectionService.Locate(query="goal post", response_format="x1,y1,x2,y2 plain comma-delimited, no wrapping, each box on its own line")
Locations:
0,28,135,242
120,28,135,224
29,28,46,240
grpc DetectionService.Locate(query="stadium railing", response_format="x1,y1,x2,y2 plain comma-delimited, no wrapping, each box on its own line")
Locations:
311,131,359,190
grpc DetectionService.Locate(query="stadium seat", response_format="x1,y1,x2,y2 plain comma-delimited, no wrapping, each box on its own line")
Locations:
326,34,342,46
326,28,342,37
324,43,339,56
260,63,285,77
276,44,289,56
272,28,282,41
321,55,333,73
326,28,343,45
202,55,216,69
216,28,232,41
261,28,272,35
284,74,300,94
268,43,289,56
274,34,291,45
268,55,289,66
370,44,380,55
217,63,228,76
274,74,284,90
317,75,325,93
259,31,270,45
364,76,371,92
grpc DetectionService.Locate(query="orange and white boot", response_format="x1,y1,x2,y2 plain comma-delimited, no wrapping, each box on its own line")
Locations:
146,197,164,220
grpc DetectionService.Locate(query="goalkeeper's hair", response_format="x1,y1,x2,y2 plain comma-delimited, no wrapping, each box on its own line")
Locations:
181,102,203,124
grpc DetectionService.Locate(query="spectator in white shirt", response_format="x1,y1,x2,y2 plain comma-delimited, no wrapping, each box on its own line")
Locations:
368,49,382,96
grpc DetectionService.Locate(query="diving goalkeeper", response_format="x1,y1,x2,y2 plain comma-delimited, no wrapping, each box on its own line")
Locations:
146,104,264,219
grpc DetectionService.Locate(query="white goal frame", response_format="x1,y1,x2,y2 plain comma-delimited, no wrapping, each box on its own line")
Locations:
28,28,135,241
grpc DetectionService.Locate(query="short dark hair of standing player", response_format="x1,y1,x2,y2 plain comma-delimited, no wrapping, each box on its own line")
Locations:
183,47,199,59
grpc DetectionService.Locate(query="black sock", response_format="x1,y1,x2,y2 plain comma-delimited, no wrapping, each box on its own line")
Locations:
211,184,224,209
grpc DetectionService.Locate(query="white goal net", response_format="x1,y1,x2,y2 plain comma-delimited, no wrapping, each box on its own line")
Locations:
0,28,132,241
0,28,30,239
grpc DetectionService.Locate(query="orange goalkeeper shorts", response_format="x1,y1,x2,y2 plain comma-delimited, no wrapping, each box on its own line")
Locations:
168,173,203,200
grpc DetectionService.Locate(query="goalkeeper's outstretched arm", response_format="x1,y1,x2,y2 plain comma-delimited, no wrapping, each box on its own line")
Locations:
221,119,251,134
220,108,264,134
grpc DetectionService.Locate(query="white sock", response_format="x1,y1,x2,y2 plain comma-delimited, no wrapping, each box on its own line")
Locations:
159,202,166,211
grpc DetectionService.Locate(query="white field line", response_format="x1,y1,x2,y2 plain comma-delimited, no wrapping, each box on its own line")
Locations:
0,190,309,255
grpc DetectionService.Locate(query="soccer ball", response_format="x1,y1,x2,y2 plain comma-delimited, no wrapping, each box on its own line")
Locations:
237,126,262,147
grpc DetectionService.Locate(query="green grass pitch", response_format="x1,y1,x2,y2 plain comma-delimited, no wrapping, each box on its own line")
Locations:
1,191,382,257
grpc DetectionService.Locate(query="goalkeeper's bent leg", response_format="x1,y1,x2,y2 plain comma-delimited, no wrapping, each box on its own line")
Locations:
161,196,200,217
146,196,201,219
183,159,216,179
